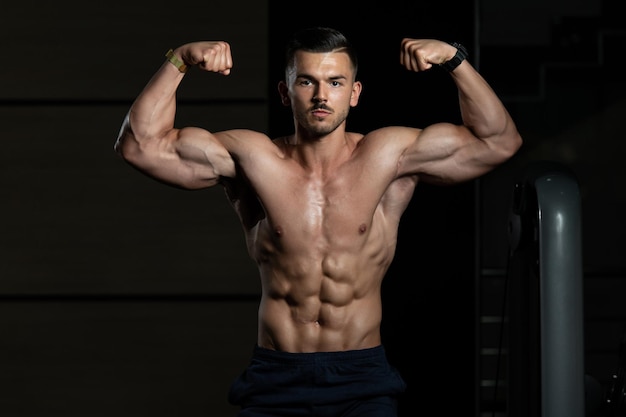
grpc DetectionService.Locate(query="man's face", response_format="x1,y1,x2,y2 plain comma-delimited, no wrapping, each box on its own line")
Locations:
281,50,361,137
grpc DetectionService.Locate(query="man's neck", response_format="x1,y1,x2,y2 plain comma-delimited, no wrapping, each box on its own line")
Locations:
282,130,357,174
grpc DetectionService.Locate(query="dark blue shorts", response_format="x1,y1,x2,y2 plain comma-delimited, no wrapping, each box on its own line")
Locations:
228,345,406,417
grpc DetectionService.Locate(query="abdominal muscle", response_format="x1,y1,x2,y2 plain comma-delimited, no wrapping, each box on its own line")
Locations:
253,229,391,353
258,282,384,353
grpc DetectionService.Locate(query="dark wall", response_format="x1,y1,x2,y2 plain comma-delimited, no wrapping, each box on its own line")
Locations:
1,2,269,416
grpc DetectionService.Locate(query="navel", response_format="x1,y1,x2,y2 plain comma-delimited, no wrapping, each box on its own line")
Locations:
359,223,367,234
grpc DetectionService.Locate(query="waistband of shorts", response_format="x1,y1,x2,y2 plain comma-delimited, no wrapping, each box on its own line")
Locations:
251,344,387,365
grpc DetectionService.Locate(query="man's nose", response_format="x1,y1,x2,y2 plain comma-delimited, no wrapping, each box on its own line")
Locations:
313,85,328,101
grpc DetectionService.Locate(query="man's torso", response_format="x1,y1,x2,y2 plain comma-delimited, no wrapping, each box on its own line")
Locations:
223,131,418,352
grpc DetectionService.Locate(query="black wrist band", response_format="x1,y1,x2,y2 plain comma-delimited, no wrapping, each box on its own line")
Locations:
441,42,468,72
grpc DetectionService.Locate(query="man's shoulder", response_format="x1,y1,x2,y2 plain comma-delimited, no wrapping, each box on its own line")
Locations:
357,126,422,150
271,135,291,145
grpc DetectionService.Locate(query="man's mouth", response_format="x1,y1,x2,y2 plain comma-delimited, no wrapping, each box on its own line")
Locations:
311,105,331,116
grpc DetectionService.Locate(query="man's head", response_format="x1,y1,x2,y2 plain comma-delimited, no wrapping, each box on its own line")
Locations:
284,27,358,81
279,27,362,138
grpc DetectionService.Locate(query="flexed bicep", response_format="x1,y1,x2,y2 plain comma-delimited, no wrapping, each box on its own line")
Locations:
117,124,236,190
175,127,237,183
400,122,501,185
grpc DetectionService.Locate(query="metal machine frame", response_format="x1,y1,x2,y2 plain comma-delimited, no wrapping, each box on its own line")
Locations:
507,161,585,417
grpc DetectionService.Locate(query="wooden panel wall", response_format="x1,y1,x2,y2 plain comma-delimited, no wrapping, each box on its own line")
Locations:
1,1,268,416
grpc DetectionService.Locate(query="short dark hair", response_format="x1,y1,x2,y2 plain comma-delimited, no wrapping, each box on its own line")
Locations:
284,27,358,77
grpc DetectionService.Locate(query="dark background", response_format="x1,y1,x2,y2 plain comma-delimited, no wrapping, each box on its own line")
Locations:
1,0,624,416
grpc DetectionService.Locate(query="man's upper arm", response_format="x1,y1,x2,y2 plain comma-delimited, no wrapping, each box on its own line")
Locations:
117,125,236,190
399,122,504,185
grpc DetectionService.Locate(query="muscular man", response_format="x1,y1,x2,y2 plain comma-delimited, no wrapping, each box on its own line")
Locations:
115,27,522,416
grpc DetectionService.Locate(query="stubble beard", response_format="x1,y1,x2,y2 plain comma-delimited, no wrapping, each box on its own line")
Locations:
296,107,350,138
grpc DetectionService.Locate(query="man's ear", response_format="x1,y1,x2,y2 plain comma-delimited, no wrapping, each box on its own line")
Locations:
278,81,290,106
350,81,363,107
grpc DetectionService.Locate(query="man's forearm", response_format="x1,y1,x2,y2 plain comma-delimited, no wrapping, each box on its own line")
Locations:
125,57,186,143
451,61,519,144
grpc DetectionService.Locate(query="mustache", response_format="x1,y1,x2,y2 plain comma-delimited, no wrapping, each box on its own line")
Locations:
311,104,332,112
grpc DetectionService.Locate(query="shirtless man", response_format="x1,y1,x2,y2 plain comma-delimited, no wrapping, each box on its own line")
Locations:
115,27,522,416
